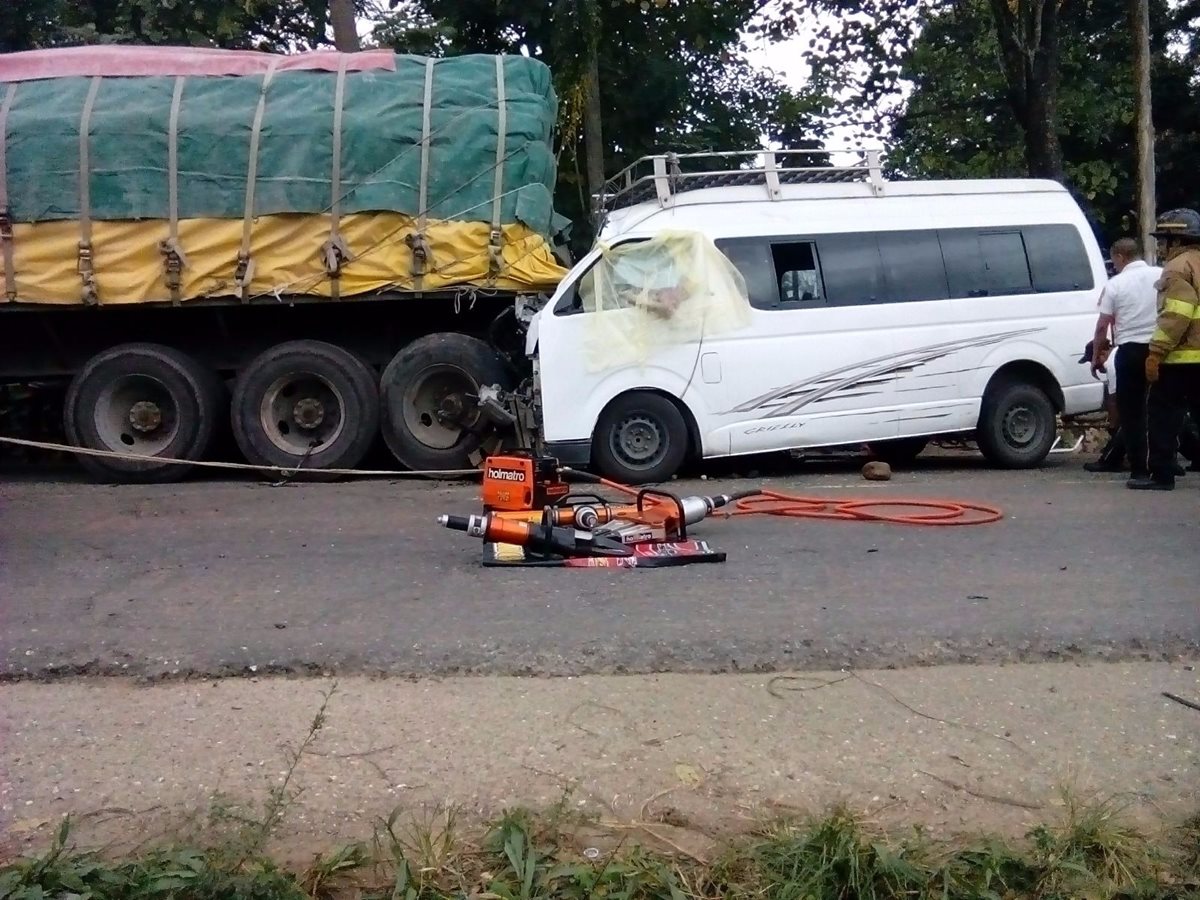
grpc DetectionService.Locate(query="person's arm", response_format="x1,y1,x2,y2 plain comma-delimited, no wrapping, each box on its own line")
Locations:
1093,286,1115,376
1093,313,1115,352
1149,262,1199,365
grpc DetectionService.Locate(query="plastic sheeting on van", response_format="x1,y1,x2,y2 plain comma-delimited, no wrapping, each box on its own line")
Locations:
577,230,751,371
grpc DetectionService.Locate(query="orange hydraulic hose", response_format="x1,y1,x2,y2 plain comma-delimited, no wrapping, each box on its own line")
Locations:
729,489,1003,526
558,467,1003,526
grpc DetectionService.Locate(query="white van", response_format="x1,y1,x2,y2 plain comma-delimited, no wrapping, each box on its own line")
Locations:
526,150,1105,483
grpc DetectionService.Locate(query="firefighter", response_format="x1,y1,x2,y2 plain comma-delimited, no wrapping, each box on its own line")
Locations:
1128,208,1200,491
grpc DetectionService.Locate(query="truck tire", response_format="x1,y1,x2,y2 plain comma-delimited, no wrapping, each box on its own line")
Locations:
592,391,689,484
231,340,379,478
380,333,511,472
976,380,1057,468
64,343,224,484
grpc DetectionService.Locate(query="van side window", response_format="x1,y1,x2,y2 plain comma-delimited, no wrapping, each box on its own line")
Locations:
1023,224,1095,291
715,239,781,309
876,231,949,302
979,231,1032,295
816,234,887,305
771,242,825,304
940,229,1033,297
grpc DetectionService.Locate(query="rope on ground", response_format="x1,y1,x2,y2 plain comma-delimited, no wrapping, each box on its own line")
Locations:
0,435,481,479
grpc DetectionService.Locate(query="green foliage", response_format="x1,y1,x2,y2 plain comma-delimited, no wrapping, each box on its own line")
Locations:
751,807,928,900
888,0,1200,238
0,818,306,900
0,0,381,52
3,801,1200,900
389,0,830,249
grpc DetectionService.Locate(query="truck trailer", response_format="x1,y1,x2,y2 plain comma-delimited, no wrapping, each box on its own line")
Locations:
0,45,567,481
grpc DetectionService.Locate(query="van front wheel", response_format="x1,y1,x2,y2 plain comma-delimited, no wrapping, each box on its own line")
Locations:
593,392,689,484
976,381,1057,468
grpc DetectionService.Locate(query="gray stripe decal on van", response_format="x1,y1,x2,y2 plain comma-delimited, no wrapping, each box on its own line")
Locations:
723,327,1046,418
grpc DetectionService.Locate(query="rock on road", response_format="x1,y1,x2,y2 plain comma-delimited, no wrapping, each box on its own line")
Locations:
1,456,1197,679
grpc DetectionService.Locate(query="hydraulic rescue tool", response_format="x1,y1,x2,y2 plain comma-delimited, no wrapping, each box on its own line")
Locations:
438,451,744,567
437,450,1006,569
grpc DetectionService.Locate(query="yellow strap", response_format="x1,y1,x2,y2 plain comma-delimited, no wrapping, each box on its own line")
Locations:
1161,297,1200,318
488,56,507,278
78,76,102,306
326,56,350,301
0,83,16,301
1165,348,1200,363
238,59,280,301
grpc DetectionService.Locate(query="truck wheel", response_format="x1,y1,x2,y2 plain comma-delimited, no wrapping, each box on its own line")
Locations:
380,333,511,472
976,380,1057,468
592,391,689,484
867,436,929,466
231,340,379,478
63,343,224,483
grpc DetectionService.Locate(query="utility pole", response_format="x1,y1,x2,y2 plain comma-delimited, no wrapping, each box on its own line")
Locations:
1132,0,1156,261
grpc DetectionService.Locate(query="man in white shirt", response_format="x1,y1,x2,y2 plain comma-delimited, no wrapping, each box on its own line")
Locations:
1087,238,1161,476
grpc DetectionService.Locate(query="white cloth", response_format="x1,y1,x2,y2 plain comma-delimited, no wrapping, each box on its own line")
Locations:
1098,260,1161,345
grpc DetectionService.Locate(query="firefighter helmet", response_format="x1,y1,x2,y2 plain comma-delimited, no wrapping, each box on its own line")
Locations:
1152,208,1200,242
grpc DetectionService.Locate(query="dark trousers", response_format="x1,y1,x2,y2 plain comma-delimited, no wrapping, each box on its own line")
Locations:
1148,363,1200,481
1114,343,1150,476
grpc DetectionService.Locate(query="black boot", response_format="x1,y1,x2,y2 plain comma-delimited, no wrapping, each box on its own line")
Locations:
1127,476,1175,491
1085,427,1126,473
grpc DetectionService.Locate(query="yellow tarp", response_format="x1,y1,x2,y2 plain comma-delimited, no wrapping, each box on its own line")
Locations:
2,213,568,305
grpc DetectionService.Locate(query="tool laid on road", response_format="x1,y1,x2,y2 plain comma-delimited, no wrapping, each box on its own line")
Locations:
437,451,1005,568
439,451,747,567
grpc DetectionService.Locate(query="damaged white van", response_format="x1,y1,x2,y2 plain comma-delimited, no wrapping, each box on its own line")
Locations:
526,150,1106,483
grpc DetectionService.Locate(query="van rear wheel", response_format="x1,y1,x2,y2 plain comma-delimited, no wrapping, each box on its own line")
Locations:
976,381,1057,468
592,392,689,484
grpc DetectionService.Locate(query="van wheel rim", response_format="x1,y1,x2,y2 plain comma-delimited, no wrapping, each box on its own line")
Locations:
402,364,480,450
260,374,346,456
1003,405,1039,448
612,414,665,469
94,375,179,456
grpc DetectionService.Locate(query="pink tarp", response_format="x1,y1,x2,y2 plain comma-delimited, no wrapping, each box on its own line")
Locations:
0,46,398,82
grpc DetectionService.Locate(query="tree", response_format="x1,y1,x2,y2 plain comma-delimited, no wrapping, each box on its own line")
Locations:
886,0,1200,240
1131,0,1155,260
767,0,1069,180
400,0,829,248
0,0,375,52
888,0,1200,243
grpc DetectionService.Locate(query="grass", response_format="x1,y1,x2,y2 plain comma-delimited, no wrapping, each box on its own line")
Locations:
3,798,1200,900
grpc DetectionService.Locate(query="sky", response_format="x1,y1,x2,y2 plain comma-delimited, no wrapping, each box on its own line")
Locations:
358,4,909,162
741,17,904,164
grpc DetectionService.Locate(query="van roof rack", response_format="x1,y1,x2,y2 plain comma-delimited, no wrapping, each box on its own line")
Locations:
593,148,886,222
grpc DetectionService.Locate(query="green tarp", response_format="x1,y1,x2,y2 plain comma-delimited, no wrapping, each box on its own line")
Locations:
3,54,562,236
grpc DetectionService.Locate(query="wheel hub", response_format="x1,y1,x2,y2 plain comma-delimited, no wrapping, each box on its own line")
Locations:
1004,406,1037,445
615,415,663,465
436,392,466,424
292,397,326,430
127,400,163,433
260,374,346,455
400,365,483,451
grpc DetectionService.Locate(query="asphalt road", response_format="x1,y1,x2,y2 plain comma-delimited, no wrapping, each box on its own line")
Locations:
2,453,1197,679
